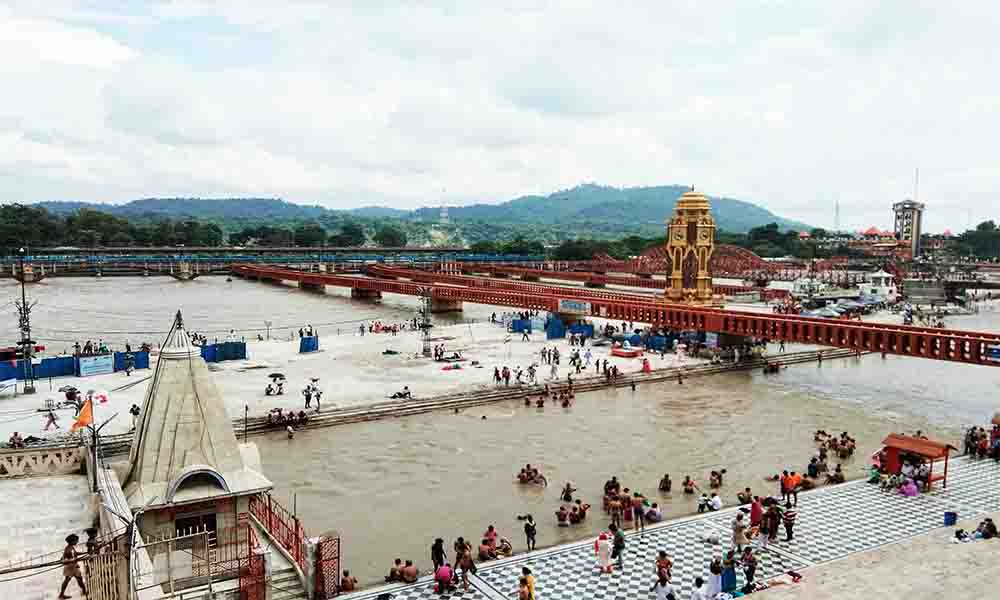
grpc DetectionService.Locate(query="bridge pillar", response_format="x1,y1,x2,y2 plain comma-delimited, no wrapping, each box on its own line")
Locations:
584,280,606,288
520,275,540,282
636,272,653,279
429,298,463,313
351,288,382,301
300,282,325,293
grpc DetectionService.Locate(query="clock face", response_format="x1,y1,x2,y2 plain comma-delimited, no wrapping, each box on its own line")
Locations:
673,231,684,241
699,230,710,241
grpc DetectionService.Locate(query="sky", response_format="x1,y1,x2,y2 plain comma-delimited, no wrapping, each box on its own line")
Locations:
1,2,998,233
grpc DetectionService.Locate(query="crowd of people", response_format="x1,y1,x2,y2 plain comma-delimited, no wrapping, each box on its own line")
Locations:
963,424,1000,459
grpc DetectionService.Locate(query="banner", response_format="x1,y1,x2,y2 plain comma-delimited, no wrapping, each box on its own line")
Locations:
77,354,114,377
557,299,592,315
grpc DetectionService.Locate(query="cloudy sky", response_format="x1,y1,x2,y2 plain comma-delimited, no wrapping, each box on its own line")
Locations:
2,2,997,232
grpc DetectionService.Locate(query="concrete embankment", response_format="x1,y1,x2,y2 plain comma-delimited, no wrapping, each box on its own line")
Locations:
89,347,861,456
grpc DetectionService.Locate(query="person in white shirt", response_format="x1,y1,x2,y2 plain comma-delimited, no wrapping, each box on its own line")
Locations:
709,493,723,512
689,576,708,600
901,462,915,479
650,574,675,600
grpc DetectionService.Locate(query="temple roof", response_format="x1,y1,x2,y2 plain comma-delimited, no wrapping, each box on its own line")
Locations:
122,311,270,510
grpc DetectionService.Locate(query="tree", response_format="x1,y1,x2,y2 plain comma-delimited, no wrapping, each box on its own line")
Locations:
501,236,545,256
469,240,500,254
809,228,828,239
330,221,366,246
373,225,407,247
293,223,328,247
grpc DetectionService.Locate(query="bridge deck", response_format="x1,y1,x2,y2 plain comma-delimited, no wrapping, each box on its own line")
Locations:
233,264,1000,367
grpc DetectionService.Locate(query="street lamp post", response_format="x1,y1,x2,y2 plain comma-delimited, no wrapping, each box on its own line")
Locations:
16,247,36,394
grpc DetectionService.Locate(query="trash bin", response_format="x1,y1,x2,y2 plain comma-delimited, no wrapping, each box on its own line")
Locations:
944,511,958,526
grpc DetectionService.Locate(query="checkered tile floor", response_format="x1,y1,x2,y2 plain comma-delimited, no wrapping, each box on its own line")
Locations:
345,456,1000,600
346,581,488,600
475,520,806,599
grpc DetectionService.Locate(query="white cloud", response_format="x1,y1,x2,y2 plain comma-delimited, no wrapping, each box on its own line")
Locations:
0,1,998,232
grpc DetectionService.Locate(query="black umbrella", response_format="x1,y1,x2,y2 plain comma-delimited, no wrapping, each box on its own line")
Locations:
58,385,79,393
269,373,285,380
310,377,320,383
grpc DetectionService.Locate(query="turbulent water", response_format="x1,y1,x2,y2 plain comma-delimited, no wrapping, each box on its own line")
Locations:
5,276,997,585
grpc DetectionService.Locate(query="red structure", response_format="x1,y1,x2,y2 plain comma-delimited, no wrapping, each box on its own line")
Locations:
880,434,956,488
232,264,1000,367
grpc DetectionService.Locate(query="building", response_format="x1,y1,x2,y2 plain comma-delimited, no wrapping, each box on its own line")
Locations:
893,199,925,258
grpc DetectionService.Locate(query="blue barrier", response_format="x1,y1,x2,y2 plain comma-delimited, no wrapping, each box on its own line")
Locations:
0,360,28,381
200,342,247,363
35,356,76,379
568,323,595,339
299,336,319,353
510,319,532,333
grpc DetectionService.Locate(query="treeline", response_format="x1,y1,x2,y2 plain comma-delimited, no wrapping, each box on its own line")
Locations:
952,221,1000,259
0,204,411,252
0,204,223,252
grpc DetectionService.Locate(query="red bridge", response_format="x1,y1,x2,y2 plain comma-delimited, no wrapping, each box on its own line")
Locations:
232,264,1000,367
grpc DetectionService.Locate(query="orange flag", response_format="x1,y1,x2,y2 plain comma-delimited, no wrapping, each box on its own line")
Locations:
71,399,93,432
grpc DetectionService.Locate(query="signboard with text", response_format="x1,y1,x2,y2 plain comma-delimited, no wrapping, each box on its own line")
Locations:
557,299,592,316
77,354,114,377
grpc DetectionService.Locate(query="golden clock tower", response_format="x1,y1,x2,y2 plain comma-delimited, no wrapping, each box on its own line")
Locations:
665,188,718,304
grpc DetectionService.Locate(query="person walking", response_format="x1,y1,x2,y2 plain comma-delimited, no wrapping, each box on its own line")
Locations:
430,538,447,571
610,523,626,570
731,513,749,552
783,501,798,542
523,515,537,552
57,534,87,599
741,546,757,584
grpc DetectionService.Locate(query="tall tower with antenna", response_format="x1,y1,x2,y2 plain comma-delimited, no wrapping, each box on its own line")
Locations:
893,168,925,258
834,198,840,233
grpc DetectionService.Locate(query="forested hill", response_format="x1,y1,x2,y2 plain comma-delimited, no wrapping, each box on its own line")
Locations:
33,184,809,239
409,184,809,233
37,198,328,220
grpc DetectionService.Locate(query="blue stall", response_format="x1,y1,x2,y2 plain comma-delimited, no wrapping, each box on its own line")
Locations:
545,317,566,340
299,336,320,354
568,323,595,339
510,319,533,333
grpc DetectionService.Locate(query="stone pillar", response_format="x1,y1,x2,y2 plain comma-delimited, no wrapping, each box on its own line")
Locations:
520,274,540,282
351,288,382,300
300,282,325,293
584,279,606,288
429,298,463,313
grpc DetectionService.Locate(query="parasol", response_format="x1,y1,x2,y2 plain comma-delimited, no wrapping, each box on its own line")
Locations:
268,373,285,380
58,385,79,393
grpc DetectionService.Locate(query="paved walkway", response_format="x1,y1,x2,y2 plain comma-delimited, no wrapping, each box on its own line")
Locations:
344,456,1000,600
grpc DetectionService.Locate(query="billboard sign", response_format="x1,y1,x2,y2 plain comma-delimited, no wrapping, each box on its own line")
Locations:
77,354,114,377
557,299,592,316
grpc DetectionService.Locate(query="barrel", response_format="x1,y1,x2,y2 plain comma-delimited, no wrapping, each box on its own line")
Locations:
944,511,958,526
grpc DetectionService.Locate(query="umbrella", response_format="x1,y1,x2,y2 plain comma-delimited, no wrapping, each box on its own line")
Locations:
310,377,320,383
58,385,79,393
268,373,285,380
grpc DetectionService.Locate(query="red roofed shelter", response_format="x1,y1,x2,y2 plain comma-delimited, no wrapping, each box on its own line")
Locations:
881,433,957,489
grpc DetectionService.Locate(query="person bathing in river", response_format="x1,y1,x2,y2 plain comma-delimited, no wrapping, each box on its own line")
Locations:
659,474,672,492
709,469,726,488
682,475,698,494
561,482,577,502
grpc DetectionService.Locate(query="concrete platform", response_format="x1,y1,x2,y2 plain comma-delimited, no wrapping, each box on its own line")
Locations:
0,474,96,600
